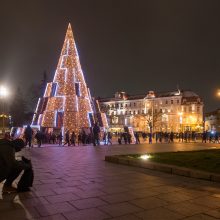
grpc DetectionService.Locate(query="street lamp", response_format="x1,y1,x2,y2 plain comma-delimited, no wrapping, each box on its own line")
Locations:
217,89,220,97
0,86,9,135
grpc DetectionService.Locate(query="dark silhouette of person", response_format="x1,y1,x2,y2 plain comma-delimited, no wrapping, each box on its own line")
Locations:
78,132,82,146
57,132,63,145
63,130,70,146
71,132,76,146
24,125,33,147
93,123,100,146
107,132,112,145
0,139,33,193
135,132,140,144
35,130,43,147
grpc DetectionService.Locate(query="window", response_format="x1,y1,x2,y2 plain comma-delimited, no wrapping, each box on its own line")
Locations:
75,82,80,97
129,111,132,114
125,104,127,107
138,110,140,114
171,100,173,104
197,106,200,112
134,103,136,107
189,106,192,112
165,100,168,104
133,111,136,114
142,110,144,114
177,100,179,104
155,109,157,113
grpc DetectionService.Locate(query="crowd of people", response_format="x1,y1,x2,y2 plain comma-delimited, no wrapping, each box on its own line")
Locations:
20,123,106,147
115,131,220,145
12,124,220,147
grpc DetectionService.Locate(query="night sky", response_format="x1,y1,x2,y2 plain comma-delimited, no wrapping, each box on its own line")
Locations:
1,0,220,112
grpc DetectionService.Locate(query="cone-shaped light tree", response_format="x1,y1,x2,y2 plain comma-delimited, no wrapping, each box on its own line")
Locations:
32,24,94,133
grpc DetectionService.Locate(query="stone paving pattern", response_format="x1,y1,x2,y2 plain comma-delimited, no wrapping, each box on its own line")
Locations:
1,142,220,220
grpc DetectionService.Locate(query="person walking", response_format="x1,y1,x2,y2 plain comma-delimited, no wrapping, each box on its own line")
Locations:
24,125,33,148
135,132,140,144
63,130,70,146
78,132,82,146
35,130,43,147
149,132,152,144
71,131,76,146
107,132,112,145
57,132,63,145
93,123,100,146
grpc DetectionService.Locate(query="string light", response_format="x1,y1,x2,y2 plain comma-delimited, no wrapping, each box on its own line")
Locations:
32,23,94,134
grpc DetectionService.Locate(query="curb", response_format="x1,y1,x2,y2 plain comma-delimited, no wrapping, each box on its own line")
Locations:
105,155,220,183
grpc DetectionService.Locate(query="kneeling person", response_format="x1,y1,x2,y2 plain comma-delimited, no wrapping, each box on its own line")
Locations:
0,138,34,193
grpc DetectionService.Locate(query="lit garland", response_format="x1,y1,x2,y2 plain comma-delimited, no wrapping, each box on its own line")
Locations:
36,23,93,133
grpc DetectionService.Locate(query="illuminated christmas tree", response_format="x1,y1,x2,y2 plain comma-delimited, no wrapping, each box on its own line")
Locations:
32,23,95,133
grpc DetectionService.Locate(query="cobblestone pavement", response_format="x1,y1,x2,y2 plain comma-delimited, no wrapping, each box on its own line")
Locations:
1,143,220,220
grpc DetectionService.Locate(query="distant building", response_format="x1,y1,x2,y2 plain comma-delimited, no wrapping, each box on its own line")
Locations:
98,90,204,133
205,109,220,132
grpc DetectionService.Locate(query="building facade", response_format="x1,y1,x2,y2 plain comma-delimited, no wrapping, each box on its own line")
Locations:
98,90,204,133
205,109,220,132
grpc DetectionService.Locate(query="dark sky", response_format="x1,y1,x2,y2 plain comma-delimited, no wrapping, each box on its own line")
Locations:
1,0,220,112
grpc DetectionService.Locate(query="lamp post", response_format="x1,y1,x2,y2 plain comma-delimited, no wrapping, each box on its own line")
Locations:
0,86,9,135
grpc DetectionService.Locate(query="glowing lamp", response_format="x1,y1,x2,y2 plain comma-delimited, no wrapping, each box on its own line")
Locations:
140,154,151,160
0,86,9,97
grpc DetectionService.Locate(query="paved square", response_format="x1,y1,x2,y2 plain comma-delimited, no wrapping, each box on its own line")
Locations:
1,143,220,219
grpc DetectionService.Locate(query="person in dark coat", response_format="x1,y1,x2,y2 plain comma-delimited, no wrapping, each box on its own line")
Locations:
24,125,33,147
71,131,76,146
0,138,33,193
127,133,132,144
78,132,82,146
63,130,70,146
135,132,140,144
93,123,100,146
57,132,63,145
35,130,43,147
107,132,112,145
170,132,174,143
201,131,206,143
